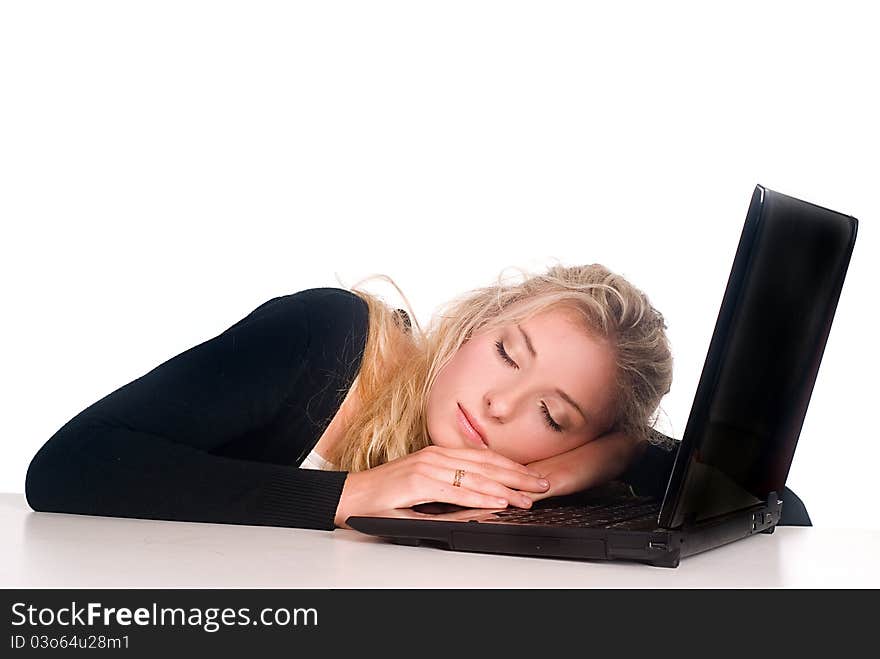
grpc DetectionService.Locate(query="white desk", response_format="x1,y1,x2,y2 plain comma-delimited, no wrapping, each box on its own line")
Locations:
3,493,878,588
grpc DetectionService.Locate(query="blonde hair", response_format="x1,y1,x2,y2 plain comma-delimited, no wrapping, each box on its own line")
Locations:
326,263,674,472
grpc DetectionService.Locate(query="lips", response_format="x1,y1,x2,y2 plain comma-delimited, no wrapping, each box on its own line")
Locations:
457,403,488,448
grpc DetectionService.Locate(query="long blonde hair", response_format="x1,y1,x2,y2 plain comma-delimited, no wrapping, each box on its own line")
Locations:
326,263,674,472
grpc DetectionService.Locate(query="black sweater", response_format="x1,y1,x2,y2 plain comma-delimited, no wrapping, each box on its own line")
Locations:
25,287,678,531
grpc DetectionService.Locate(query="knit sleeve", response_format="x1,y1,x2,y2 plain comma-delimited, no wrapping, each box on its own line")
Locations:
25,288,368,531
617,429,681,498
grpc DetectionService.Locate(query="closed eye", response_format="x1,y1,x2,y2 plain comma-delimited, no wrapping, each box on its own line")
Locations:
494,339,519,369
494,340,563,433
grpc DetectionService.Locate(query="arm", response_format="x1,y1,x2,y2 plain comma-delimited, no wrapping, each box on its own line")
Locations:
524,428,681,503
25,289,368,531
524,430,647,503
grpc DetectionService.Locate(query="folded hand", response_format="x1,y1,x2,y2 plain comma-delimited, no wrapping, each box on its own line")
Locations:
335,445,552,528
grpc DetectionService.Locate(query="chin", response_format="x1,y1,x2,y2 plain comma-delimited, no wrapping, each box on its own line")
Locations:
424,425,450,450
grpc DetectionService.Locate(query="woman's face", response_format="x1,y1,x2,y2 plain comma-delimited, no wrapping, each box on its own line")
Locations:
425,307,618,465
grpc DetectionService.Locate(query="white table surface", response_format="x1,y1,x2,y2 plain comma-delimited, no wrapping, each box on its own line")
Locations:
3,493,878,588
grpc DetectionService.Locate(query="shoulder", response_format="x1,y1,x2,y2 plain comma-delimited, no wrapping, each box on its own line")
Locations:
289,288,370,362
224,288,368,351
242,288,368,327
291,288,369,338
296,287,368,316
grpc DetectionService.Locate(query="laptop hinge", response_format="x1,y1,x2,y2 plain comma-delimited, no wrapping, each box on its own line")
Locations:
678,490,783,532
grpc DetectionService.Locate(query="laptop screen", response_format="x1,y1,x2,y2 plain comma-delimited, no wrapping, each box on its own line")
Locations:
659,185,858,528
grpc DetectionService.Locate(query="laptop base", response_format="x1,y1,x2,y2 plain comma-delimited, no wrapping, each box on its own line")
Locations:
347,492,783,568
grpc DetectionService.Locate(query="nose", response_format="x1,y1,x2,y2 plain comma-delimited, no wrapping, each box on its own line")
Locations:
484,388,522,423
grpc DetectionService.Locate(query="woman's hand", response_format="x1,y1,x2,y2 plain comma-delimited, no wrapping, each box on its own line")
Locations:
522,431,647,504
334,445,551,529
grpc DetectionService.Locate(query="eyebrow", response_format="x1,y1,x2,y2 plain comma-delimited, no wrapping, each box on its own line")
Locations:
516,324,590,424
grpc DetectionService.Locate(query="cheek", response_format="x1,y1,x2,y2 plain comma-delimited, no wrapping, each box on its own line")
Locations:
424,363,456,443
432,344,485,393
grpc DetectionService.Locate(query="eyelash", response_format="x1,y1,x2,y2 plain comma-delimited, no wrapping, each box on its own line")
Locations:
494,340,564,433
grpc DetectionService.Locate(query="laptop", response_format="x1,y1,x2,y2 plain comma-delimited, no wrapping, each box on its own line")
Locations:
347,185,858,567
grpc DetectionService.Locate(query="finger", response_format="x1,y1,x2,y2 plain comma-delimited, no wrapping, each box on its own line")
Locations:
468,461,552,494
521,489,554,504
458,470,538,508
422,483,508,510
429,445,544,478
422,464,534,509
428,454,551,495
411,472,510,510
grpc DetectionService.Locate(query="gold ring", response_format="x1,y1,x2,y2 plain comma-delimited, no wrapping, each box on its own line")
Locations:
453,469,466,487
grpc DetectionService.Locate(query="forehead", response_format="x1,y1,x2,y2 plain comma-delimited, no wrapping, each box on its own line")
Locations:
516,307,607,355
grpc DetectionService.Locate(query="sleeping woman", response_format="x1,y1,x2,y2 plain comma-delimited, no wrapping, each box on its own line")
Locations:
25,263,682,531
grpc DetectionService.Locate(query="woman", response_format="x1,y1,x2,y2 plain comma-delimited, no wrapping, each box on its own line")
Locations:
25,263,679,531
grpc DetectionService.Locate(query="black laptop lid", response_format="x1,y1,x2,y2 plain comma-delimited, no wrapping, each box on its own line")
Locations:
658,185,858,529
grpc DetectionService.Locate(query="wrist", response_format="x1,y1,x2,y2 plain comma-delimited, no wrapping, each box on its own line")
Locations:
334,471,364,529
334,474,352,529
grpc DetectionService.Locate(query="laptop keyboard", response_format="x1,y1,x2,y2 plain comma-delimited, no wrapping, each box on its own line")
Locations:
489,497,661,529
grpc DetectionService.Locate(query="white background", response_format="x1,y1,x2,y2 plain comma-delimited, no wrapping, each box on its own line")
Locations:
1,1,876,529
